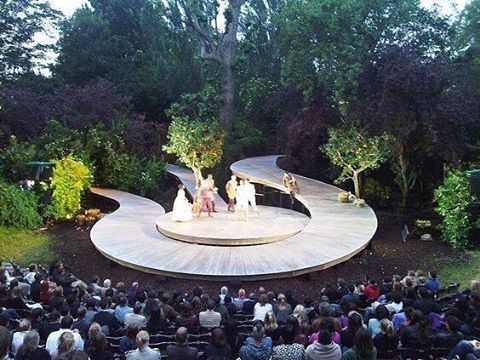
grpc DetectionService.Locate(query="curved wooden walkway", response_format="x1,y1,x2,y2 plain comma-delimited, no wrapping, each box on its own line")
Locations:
90,156,377,280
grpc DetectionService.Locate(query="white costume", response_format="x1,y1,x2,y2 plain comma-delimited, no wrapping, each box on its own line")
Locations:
236,181,249,214
171,188,193,222
245,180,260,216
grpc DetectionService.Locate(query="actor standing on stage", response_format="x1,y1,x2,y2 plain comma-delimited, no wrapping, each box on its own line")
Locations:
283,171,300,205
225,175,238,212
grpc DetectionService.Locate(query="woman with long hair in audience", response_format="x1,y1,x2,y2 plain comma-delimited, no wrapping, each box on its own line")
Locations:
146,303,168,334
274,294,292,323
264,311,282,345
272,322,305,360
342,328,377,360
86,332,114,360
293,304,310,334
175,303,199,331
203,327,232,359
254,294,273,322
120,325,139,353
51,331,75,359
400,309,432,348
368,304,390,338
340,311,364,351
16,330,50,360
373,319,399,354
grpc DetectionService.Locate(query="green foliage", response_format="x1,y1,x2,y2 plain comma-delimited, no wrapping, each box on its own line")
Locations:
0,136,38,183
434,169,474,249
322,124,393,197
0,182,42,229
0,0,61,80
0,226,55,266
363,178,391,202
163,116,225,173
103,149,164,196
45,156,92,221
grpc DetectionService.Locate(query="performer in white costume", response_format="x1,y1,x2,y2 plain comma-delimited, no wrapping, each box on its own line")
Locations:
171,184,193,222
236,180,249,220
245,178,260,216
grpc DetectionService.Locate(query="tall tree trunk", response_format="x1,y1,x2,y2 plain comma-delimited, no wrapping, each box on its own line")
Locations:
219,55,235,132
353,171,361,198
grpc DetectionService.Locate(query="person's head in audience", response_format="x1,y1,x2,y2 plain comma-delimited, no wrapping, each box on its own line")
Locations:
211,327,226,347
61,315,73,330
264,311,278,331
86,298,96,310
337,278,346,288
88,322,101,340
318,328,332,345
374,305,389,321
116,282,126,294
379,319,394,337
34,273,43,283
220,286,228,295
418,287,431,300
318,302,335,318
18,318,31,332
392,281,402,292
470,280,480,293
354,328,374,356
277,293,287,304
348,311,363,333
357,284,365,295
31,307,44,321
404,287,416,301
206,299,216,311
132,303,142,315
428,270,437,279
126,324,138,341
17,330,40,356
237,289,246,299
60,304,70,318
405,277,414,288
90,333,109,353
258,294,268,306
49,310,61,323
258,287,266,295
445,315,462,333
117,294,128,307
92,275,100,285
281,323,296,345
392,292,402,305
252,323,265,342
105,288,114,298
100,297,110,310
175,327,189,345
58,331,75,356
76,307,86,320
470,291,480,307
348,284,355,294
223,319,238,340
0,326,10,358
103,279,111,289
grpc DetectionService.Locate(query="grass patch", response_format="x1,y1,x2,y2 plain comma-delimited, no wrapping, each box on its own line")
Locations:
438,250,480,289
0,226,56,267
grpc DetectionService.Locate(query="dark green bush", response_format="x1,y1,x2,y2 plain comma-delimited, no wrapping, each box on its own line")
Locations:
0,182,42,229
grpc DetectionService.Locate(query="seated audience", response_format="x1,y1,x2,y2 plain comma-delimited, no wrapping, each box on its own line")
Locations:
305,328,341,360
373,319,399,353
126,330,160,359
199,299,222,328
46,316,84,355
254,294,273,323
125,304,147,329
166,327,198,360
272,322,305,360
15,330,50,360
239,323,273,360
202,327,232,359
342,328,377,360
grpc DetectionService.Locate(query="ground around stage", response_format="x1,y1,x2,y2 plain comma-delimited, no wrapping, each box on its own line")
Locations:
49,204,464,300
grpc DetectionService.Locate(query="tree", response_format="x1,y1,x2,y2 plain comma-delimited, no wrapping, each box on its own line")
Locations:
434,169,474,249
163,117,225,188
170,0,246,132
322,124,392,198
273,0,452,106
356,45,479,207
55,0,202,121
45,155,92,221
0,0,61,80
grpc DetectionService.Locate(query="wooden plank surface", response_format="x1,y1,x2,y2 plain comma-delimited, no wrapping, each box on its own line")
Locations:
90,156,378,280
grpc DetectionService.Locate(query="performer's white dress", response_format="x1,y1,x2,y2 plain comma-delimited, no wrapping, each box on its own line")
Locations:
171,188,193,222
236,184,248,212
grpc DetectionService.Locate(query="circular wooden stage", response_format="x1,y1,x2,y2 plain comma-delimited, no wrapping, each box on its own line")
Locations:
90,155,378,281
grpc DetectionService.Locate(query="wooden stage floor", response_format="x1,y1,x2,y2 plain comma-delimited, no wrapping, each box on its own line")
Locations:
90,156,378,280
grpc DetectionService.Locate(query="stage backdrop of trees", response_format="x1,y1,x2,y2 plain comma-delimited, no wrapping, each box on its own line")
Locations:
1,0,480,246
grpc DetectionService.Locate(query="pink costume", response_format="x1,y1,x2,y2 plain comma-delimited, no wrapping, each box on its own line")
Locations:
199,187,214,214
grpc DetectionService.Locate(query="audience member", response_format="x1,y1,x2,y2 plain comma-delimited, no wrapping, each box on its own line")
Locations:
166,327,198,360
126,330,160,359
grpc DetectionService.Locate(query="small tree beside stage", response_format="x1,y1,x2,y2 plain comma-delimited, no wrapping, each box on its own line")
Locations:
322,124,392,199
163,117,225,189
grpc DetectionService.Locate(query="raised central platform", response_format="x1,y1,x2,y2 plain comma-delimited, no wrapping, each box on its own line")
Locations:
156,206,310,246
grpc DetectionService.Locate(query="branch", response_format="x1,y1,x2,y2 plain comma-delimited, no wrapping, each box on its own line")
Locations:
200,45,223,64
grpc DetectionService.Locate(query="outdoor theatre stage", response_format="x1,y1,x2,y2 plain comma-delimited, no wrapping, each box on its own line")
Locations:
90,155,378,281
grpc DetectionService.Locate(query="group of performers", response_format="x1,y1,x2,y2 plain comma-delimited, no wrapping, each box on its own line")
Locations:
171,171,299,222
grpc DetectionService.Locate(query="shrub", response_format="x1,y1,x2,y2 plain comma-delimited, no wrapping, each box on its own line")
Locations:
45,155,92,221
0,182,42,229
434,169,473,249
0,136,38,183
